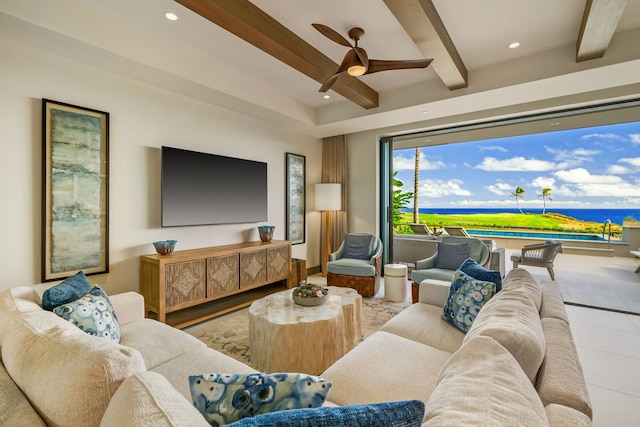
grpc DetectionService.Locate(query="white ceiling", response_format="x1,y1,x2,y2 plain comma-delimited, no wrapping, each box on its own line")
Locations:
1,0,640,138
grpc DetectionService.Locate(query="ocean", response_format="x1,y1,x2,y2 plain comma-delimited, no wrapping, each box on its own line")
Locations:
402,208,640,226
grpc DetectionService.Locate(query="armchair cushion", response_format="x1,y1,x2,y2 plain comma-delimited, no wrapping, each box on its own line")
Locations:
435,242,468,270
326,259,376,277
342,233,375,260
459,258,502,292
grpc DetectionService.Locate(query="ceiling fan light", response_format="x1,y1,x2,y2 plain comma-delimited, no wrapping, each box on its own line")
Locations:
347,65,366,76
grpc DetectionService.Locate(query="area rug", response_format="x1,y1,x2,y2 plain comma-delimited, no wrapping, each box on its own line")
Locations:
184,291,412,370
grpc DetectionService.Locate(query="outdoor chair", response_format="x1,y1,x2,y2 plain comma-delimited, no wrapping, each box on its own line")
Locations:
510,240,563,280
327,233,382,297
410,236,490,284
444,226,471,237
409,223,435,235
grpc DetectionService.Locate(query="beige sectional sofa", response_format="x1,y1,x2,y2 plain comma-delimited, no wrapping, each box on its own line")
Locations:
1,267,591,426
321,268,593,426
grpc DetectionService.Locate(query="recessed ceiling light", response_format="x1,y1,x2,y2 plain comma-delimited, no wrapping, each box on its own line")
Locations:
550,122,560,126
165,12,178,21
422,111,429,114
323,95,330,99
509,42,520,49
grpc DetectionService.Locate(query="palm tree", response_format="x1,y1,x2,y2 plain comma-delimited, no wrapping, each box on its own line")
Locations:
413,147,420,224
511,186,525,214
539,187,552,214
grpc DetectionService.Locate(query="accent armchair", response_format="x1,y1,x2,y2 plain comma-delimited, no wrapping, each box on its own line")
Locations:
327,233,382,297
410,236,490,284
510,240,563,280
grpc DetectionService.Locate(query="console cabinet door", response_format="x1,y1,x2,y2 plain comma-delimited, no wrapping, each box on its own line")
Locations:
165,260,206,309
267,246,290,282
207,254,239,297
239,250,267,288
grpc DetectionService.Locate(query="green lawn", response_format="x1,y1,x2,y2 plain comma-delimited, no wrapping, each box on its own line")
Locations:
397,211,622,236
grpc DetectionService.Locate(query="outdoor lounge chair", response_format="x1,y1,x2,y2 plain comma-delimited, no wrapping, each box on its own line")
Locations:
409,223,434,235
510,240,563,280
444,226,471,237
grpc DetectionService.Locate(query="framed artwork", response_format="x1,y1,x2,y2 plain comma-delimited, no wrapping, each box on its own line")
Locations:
285,153,306,245
42,99,109,281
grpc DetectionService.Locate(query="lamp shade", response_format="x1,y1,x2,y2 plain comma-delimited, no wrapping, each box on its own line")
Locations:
315,183,341,211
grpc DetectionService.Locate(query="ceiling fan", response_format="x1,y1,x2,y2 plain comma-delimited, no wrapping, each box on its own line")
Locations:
312,23,433,92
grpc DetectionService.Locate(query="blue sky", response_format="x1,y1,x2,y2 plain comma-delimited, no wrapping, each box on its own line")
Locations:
393,121,640,209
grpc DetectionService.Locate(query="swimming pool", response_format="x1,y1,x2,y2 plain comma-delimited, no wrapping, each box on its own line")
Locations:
466,229,607,241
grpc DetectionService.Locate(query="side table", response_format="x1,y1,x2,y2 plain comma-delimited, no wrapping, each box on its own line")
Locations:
248,287,362,374
384,264,408,302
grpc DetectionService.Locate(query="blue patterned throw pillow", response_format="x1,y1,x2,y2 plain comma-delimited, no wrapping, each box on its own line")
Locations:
53,285,121,343
189,373,332,426
442,270,497,333
227,400,425,427
42,270,91,311
459,257,502,292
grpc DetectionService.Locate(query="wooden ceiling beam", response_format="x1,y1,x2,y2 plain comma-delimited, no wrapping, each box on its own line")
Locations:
174,0,378,109
576,0,628,62
384,0,467,90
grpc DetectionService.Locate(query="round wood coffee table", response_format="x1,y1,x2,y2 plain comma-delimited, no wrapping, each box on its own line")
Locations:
249,286,362,374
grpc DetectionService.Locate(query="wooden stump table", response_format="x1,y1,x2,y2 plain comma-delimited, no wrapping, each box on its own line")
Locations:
249,286,362,375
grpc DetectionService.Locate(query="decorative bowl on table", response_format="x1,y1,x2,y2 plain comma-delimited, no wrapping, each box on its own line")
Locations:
292,281,328,306
153,240,177,255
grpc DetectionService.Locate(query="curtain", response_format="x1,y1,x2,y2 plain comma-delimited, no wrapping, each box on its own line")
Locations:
322,135,348,254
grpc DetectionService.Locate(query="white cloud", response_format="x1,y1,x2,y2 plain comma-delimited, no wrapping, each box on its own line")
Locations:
419,178,471,198
531,176,555,189
485,181,513,195
620,157,640,168
607,164,631,174
394,152,445,171
628,134,640,144
580,133,625,141
553,168,640,197
544,146,598,168
475,156,555,171
479,145,508,152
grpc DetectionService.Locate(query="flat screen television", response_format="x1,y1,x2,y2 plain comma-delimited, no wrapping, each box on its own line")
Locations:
161,146,268,227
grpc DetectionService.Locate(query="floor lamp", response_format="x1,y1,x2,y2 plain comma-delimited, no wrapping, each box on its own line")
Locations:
315,183,342,277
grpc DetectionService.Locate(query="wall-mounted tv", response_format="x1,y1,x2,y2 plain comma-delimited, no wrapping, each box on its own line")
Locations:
161,146,268,227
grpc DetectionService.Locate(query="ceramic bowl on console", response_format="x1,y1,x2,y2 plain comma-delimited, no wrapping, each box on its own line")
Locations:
292,281,328,306
153,240,177,255
258,225,275,242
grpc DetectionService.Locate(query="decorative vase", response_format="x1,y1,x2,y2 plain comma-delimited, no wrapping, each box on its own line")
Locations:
258,226,275,242
153,240,177,255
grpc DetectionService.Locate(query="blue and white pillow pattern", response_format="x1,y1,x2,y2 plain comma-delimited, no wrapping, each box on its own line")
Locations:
442,270,497,333
189,373,332,426
53,285,121,343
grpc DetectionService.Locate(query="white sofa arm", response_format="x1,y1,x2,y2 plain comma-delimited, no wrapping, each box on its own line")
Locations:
418,279,451,307
109,292,145,326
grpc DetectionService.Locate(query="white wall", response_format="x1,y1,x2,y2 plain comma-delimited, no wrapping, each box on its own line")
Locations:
0,39,322,294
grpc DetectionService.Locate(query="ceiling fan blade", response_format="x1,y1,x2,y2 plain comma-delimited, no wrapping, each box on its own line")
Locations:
312,23,353,48
319,73,342,92
354,47,369,70
365,59,433,74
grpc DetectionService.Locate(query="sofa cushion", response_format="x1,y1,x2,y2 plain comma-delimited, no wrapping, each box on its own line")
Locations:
120,318,205,370
227,400,425,427
537,318,593,419
411,268,457,283
459,257,502,291
464,287,546,384
0,360,46,427
151,347,257,399
100,371,210,427
42,270,91,311
380,302,465,353
342,233,375,260
539,281,568,322
435,242,468,270
189,373,331,425
2,310,146,427
502,268,542,311
321,331,452,419
424,335,549,426
544,404,592,427
0,287,42,349
442,270,496,333
53,285,122,343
